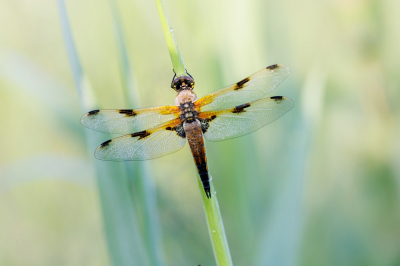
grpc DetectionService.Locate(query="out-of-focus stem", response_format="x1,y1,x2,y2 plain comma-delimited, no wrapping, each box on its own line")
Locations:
155,0,186,77
198,176,233,266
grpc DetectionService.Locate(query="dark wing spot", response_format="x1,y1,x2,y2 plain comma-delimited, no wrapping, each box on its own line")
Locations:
200,115,217,133
88,110,100,115
131,130,151,140
271,96,283,102
166,124,186,138
119,109,137,117
267,64,278,70
232,103,251,113
234,77,250,90
100,139,112,147
200,119,210,133
174,124,186,138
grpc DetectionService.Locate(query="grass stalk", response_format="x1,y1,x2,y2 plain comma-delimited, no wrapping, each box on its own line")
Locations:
109,1,166,265
198,176,233,266
58,1,148,265
155,0,186,76
156,1,233,264
109,0,138,107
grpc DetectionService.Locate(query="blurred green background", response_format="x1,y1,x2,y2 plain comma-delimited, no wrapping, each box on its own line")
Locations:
1,0,399,265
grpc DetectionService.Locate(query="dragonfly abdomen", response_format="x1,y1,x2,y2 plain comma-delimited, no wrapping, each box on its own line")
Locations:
184,120,211,198
195,155,211,198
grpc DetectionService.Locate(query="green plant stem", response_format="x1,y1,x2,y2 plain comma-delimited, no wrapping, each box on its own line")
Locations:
155,0,186,76
156,1,232,264
198,176,233,266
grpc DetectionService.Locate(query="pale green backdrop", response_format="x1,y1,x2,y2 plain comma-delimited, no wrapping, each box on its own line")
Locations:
0,0,399,265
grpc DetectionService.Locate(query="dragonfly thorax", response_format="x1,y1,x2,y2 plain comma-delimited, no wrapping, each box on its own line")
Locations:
179,101,199,123
175,89,197,105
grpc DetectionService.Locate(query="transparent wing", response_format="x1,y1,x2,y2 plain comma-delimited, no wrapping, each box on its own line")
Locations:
95,118,186,161
195,64,290,112
80,105,180,135
198,96,293,141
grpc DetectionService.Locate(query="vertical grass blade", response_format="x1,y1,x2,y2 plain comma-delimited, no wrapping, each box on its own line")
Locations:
109,0,138,107
155,0,186,76
156,1,233,264
109,1,166,265
198,177,233,266
57,0,85,109
255,69,325,266
58,1,149,265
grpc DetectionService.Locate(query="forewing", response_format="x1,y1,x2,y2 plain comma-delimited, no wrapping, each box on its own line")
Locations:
199,96,293,141
80,105,180,135
195,64,290,112
95,118,186,161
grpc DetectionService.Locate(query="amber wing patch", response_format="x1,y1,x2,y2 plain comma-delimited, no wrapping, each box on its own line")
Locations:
80,106,180,135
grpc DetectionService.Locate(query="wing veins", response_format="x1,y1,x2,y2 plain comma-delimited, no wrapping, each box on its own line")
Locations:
213,114,258,122
196,65,290,112
203,95,293,142
132,131,159,155
114,135,136,155
151,129,176,151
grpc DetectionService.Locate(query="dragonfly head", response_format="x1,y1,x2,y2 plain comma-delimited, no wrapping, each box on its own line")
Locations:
171,76,195,92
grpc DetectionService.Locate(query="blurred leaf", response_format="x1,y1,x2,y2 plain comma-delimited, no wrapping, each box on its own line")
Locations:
58,0,149,265
0,154,94,194
109,1,166,265
0,51,83,136
155,0,186,76
255,68,326,266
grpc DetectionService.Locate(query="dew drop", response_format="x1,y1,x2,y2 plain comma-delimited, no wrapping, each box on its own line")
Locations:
212,230,216,233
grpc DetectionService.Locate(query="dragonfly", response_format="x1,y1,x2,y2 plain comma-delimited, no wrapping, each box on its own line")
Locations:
80,64,293,198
